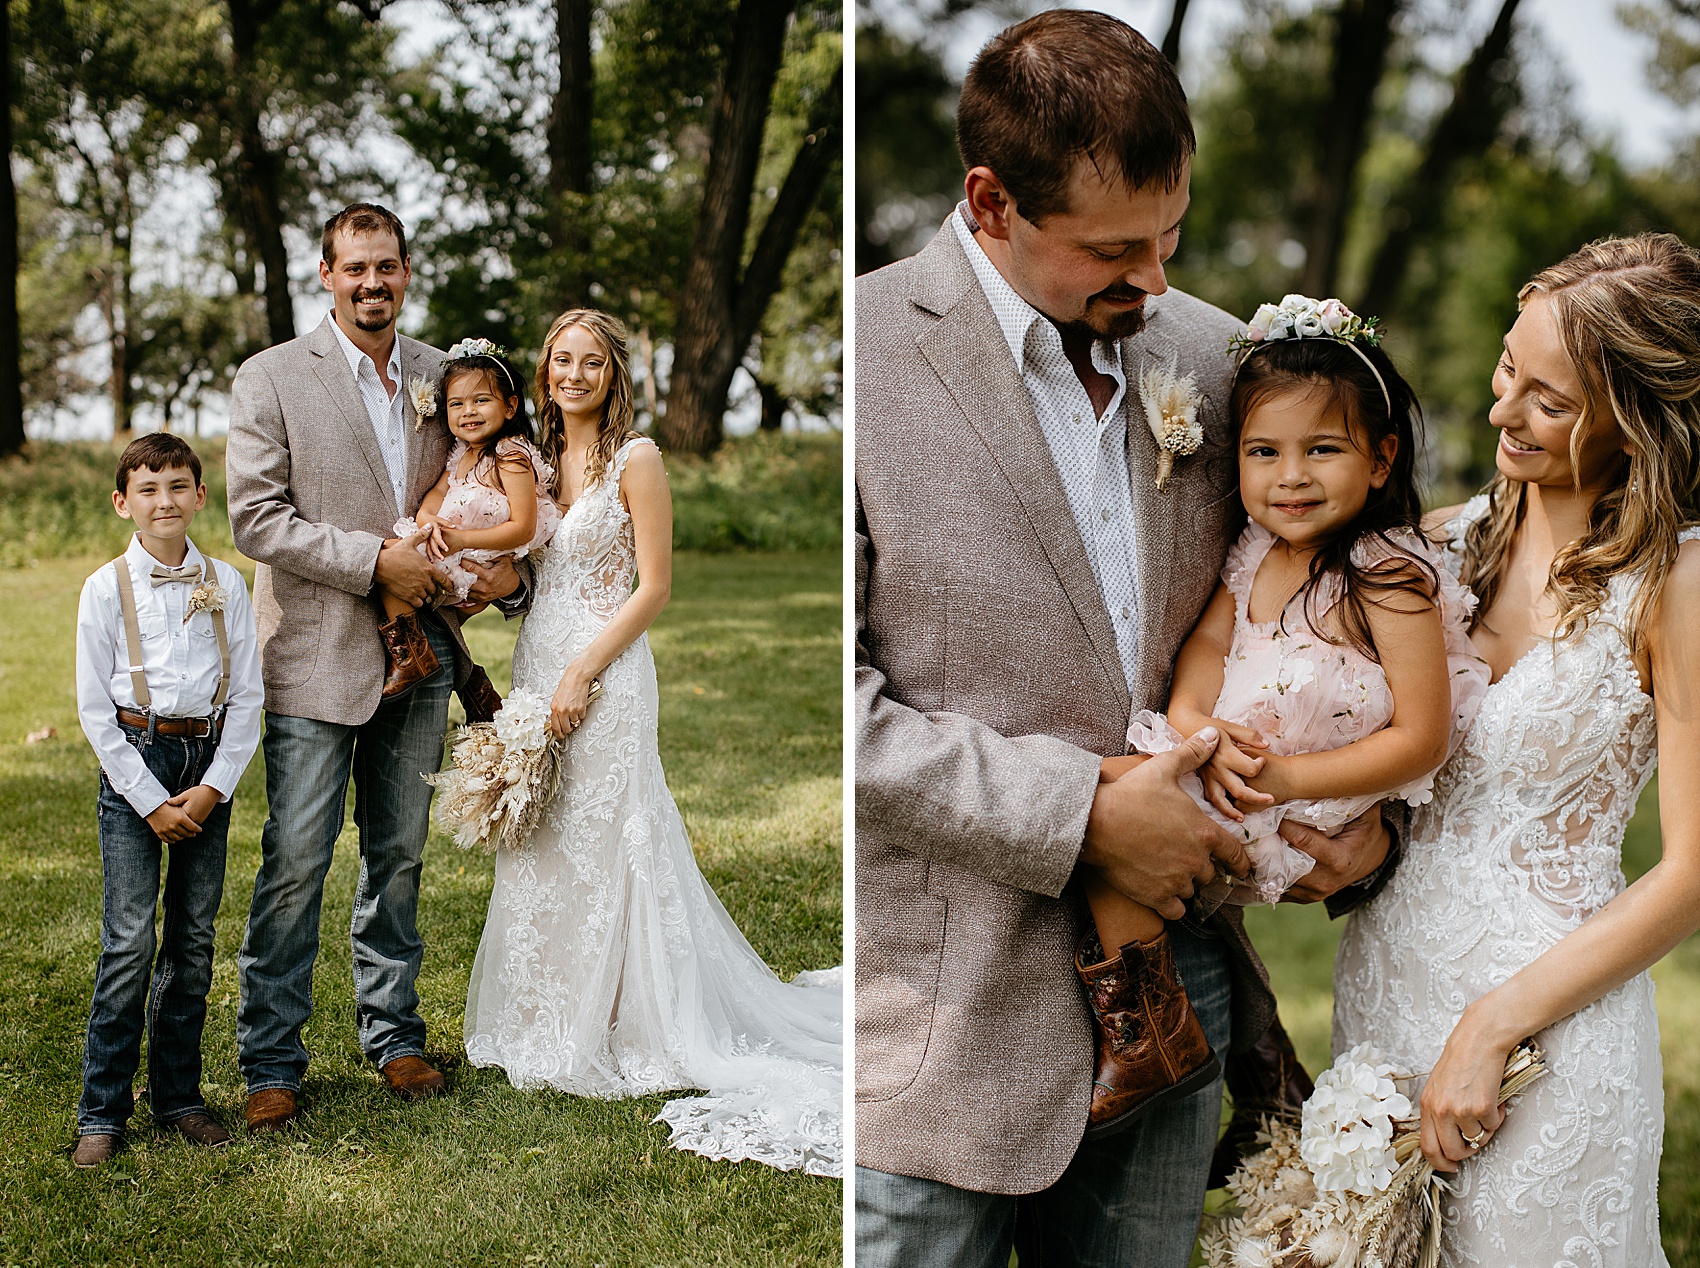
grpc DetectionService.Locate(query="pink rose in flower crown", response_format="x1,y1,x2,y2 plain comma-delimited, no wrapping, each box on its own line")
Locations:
1246,302,1281,342
1318,298,1352,335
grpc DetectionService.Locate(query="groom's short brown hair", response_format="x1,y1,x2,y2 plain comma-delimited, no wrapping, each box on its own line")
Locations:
957,10,1194,225
321,203,409,266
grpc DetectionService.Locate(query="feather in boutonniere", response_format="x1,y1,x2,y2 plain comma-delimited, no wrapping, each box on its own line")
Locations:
1139,358,1205,492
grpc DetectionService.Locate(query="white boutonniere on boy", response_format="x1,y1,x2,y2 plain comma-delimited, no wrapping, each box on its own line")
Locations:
183,579,227,624
409,375,438,431
1138,357,1205,491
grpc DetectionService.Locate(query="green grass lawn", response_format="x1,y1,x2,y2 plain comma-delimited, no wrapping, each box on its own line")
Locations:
1223,781,1700,1264
0,549,842,1267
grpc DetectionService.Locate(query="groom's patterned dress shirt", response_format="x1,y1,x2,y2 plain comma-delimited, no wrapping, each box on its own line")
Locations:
952,204,1143,692
329,313,410,516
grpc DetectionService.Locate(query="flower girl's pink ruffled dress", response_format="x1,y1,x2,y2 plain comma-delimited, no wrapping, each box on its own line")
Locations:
1130,521,1490,904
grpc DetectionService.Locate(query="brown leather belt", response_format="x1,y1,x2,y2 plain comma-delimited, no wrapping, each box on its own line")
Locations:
115,708,222,738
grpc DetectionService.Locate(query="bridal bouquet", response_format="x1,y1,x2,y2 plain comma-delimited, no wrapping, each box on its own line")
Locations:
426,688,566,853
1200,1040,1548,1268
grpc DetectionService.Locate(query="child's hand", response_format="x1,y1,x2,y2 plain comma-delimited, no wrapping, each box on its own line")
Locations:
1199,722,1274,820
146,800,203,843
436,526,461,555
170,784,222,826
1247,754,1293,805
425,524,451,561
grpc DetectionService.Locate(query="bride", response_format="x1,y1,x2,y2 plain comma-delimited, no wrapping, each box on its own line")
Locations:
1333,234,1700,1264
461,308,842,1176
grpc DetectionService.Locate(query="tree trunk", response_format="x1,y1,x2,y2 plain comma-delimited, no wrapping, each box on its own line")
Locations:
1357,0,1524,317
227,0,294,348
658,0,795,455
757,376,784,431
0,5,24,458
662,3,849,456
546,0,595,311
1300,0,1403,299
1160,0,1191,67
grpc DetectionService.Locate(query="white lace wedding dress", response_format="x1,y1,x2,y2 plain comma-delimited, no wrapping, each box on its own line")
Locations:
1334,495,1687,1266
463,437,843,1176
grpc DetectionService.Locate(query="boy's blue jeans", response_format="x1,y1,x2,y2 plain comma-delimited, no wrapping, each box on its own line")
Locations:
236,620,454,1092
79,722,231,1136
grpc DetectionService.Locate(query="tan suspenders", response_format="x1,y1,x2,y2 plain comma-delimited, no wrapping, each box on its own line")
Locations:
111,555,231,714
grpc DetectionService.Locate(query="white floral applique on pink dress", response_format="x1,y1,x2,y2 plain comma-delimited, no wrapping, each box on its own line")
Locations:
395,436,563,603
1129,521,1490,903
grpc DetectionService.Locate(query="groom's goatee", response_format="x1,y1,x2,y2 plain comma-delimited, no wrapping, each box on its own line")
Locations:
1061,307,1146,342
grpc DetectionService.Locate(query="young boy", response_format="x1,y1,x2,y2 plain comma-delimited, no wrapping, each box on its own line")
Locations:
71,434,263,1166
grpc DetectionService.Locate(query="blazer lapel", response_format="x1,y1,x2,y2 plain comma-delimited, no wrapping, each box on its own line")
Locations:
1121,312,1184,697
913,228,1129,711
309,316,399,518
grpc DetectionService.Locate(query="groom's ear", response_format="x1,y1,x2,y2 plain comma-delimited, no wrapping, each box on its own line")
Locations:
965,167,1017,241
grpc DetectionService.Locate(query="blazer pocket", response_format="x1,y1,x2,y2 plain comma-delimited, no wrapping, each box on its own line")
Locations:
259,595,323,691
855,888,947,1103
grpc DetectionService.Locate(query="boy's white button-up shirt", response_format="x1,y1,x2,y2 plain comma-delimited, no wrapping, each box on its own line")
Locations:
952,204,1144,694
75,534,265,818
328,313,409,516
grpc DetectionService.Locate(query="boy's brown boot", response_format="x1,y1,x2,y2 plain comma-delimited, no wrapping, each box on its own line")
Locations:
1076,929,1220,1139
379,610,441,697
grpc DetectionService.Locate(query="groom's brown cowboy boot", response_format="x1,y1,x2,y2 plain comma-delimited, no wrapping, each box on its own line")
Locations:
378,610,441,697
1208,1014,1313,1188
1077,930,1220,1138
457,663,504,724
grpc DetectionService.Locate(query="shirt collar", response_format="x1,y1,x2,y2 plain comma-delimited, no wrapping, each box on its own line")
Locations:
126,532,205,578
328,311,402,384
953,203,1041,369
952,202,1124,381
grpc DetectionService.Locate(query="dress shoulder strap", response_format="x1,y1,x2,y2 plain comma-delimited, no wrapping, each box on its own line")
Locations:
611,435,659,483
1221,521,1277,615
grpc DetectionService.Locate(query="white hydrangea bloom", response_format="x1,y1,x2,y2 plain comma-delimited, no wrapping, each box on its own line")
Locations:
492,688,552,751
1300,1043,1412,1196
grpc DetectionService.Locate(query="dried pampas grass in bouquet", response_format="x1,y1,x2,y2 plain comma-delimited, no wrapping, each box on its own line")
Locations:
1200,1039,1547,1268
425,684,598,853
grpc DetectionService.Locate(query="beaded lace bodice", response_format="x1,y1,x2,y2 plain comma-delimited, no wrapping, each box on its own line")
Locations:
1332,494,1690,1266
463,437,843,1176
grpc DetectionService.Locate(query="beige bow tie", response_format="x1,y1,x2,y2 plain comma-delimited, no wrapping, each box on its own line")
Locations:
150,563,203,588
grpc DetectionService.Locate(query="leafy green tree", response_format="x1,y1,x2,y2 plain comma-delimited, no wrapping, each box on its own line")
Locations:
393,0,839,451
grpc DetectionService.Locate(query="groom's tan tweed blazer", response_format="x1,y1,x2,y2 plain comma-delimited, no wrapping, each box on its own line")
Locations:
226,315,463,726
855,222,1276,1194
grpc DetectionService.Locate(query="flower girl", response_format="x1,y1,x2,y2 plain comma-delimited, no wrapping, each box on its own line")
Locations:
376,339,560,696
1078,297,1489,1137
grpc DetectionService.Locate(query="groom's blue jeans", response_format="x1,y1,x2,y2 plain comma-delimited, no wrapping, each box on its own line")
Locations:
856,923,1232,1268
236,621,453,1092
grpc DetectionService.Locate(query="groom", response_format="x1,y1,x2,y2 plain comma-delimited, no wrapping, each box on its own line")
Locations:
226,203,522,1132
855,13,1393,1266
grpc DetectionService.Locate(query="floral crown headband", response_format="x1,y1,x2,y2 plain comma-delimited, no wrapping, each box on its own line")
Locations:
445,336,517,395
1229,295,1390,415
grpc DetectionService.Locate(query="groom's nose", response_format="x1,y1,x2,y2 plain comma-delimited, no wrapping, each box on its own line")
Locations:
1120,246,1168,297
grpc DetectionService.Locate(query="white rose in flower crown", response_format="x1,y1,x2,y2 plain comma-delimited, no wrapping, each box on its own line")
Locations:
1300,1043,1412,1195
1278,293,1311,314
1267,311,1295,340
1318,298,1351,334
1247,303,1280,341
1295,308,1325,337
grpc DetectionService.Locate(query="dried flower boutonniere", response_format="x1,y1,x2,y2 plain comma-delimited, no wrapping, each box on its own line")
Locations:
184,580,227,624
409,375,438,431
1139,358,1204,491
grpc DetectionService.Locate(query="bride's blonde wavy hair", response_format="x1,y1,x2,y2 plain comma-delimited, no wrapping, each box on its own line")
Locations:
533,308,640,496
1462,233,1700,653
